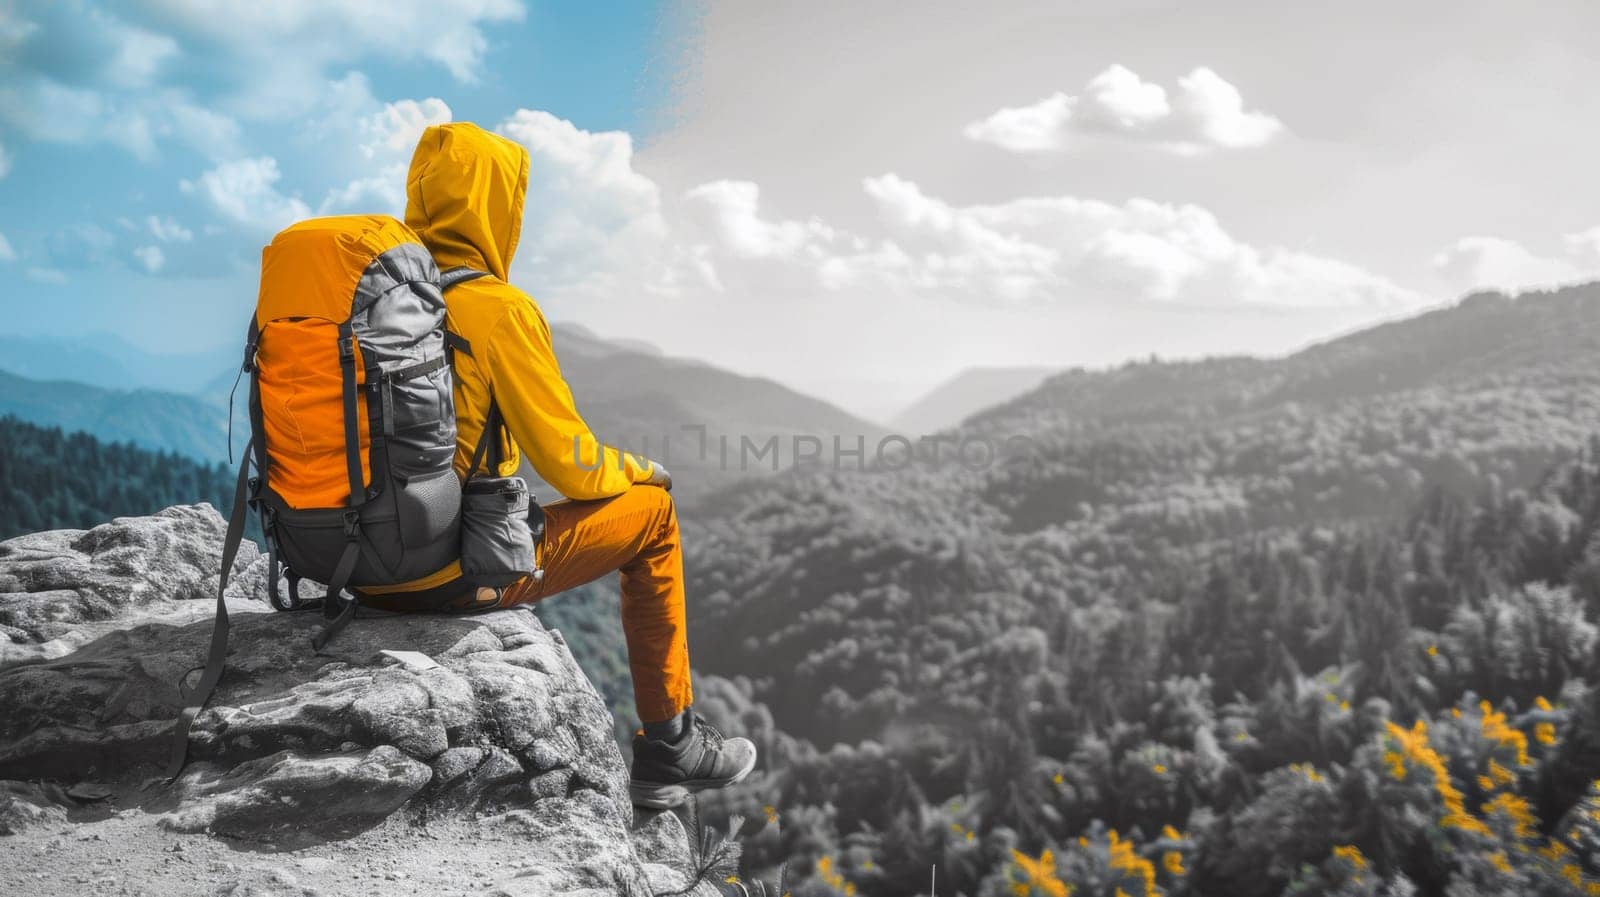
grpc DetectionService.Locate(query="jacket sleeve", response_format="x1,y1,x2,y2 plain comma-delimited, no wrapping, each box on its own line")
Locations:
484,298,654,500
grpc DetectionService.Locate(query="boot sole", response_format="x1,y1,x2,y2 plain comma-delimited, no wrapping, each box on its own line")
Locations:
630,752,757,810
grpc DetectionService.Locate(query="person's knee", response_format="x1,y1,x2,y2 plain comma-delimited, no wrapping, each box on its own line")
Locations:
654,487,678,524
640,485,678,535
634,480,672,509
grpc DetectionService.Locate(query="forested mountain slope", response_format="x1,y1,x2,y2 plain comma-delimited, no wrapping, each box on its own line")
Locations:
676,283,1600,896
0,416,235,539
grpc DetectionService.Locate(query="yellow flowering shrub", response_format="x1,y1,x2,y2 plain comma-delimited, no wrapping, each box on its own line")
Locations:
1477,700,1530,768
1481,791,1537,841
1383,720,1489,835
1009,849,1072,897
814,856,856,897
1006,825,1196,897
1107,830,1158,897
1532,696,1560,746
1160,851,1185,876
1376,715,1600,895
1331,845,1367,870
1288,762,1325,783
1285,843,1384,896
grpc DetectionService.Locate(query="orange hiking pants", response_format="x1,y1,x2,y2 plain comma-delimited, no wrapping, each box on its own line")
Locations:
497,485,693,724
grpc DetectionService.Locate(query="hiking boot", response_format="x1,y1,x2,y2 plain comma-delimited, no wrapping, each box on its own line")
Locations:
630,713,757,809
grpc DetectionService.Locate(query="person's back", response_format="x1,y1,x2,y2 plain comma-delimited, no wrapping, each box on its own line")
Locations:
404,123,649,498
363,121,756,809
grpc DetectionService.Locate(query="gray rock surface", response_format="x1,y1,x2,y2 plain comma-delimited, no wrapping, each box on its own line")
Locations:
210,867,321,897
0,505,726,895
0,503,267,665
164,746,434,841
0,781,69,835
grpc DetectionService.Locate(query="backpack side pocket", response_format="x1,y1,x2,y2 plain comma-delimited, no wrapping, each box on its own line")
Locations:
459,475,537,587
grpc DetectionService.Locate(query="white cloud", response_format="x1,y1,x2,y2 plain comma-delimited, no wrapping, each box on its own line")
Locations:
448,108,1406,313
678,173,1416,310
0,232,15,263
1432,231,1600,293
361,98,453,159
133,245,165,273
0,76,238,161
678,180,876,294
146,215,193,243
181,157,311,232
140,98,1405,316
682,180,837,260
0,2,518,160
964,65,1284,154
1170,67,1284,150
100,14,179,86
320,97,454,217
963,92,1074,154
497,109,669,293
149,1,524,86
0,5,238,160
1077,64,1172,131
1563,226,1600,268
319,173,405,217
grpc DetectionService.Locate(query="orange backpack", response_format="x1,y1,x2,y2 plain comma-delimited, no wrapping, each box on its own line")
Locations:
249,215,467,617
167,215,471,778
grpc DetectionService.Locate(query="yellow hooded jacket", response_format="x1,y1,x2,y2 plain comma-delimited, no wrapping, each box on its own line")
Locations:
371,122,654,594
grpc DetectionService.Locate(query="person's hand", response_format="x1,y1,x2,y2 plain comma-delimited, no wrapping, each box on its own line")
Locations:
642,463,672,492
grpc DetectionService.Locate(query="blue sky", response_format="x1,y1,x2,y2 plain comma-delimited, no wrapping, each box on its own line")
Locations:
0,0,687,351
4,1,1600,420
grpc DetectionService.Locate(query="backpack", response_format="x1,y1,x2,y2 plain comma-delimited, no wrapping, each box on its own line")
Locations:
164,214,495,779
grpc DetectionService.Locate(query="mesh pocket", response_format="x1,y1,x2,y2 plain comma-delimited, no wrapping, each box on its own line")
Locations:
396,469,461,548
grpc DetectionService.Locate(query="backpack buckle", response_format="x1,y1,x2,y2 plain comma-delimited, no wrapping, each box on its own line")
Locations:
341,509,360,539
242,331,260,372
337,335,355,361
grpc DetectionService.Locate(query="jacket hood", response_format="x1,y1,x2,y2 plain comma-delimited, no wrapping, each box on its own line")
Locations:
405,122,529,281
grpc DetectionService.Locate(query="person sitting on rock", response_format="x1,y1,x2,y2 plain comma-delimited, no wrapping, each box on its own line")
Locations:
358,121,756,810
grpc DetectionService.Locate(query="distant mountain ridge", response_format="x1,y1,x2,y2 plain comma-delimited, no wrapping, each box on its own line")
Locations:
545,321,885,505
0,333,235,395
0,370,232,463
1,322,879,506
971,287,1599,431
891,365,1057,435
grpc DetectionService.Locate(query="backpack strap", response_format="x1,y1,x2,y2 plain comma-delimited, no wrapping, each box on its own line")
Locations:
309,527,362,652
315,335,373,646
466,395,506,479
335,321,367,509
441,266,505,478
224,321,258,465
444,331,474,359
439,266,490,292
379,354,449,382
440,267,488,360
163,452,253,782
